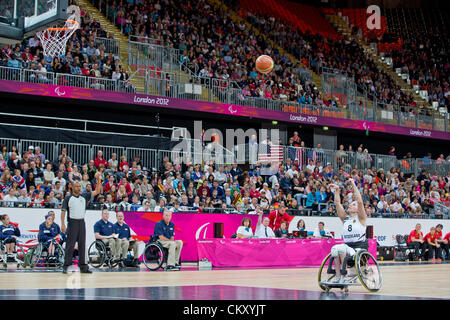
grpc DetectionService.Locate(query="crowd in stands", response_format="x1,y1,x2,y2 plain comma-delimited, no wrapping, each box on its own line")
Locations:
1,137,449,217
0,2,133,90
387,27,449,109
100,0,338,108
96,0,418,110
231,4,417,109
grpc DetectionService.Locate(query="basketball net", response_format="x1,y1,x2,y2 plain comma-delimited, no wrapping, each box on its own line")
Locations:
36,5,80,58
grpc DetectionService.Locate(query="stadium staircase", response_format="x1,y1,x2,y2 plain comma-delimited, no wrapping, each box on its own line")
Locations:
78,0,218,101
323,10,428,110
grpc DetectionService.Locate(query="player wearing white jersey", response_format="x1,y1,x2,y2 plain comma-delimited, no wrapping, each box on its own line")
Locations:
328,178,367,283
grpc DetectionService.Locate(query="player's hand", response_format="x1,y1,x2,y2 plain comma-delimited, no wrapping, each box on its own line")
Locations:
61,223,66,233
329,184,339,190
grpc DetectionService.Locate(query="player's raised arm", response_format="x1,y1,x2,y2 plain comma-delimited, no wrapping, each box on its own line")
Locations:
256,210,263,228
348,178,366,222
91,172,103,197
329,183,346,222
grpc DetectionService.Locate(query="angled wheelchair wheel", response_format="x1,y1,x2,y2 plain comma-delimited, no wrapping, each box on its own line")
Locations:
355,250,382,292
318,253,336,291
30,244,44,268
15,242,26,267
0,244,7,269
88,240,107,268
143,242,164,271
107,249,119,269
53,242,65,269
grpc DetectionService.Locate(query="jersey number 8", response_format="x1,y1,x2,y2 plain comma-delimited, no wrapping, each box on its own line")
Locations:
348,225,352,232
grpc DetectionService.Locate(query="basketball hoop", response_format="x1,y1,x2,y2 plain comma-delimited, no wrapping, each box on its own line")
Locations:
36,18,79,58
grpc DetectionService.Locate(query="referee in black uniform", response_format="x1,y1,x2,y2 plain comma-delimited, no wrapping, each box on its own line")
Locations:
61,172,102,274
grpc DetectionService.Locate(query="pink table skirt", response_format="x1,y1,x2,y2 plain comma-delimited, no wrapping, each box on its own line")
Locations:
197,238,377,267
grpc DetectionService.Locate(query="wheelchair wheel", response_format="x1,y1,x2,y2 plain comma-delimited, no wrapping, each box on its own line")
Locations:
15,242,26,267
355,250,382,292
0,244,6,269
107,249,119,269
143,242,164,271
318,253,336,291
52,242,65,269
30,244,44,268
88,240,107,268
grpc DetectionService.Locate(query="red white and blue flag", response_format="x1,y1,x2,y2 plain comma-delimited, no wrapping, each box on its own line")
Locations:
287,147,304,170
258,144,284,164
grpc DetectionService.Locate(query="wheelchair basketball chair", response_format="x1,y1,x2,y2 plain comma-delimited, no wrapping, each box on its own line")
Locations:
318,248,382,293
28,239,65,269
88,239,140,269
0,239,26,269
395,234,416,261
88,239,120,269
142,236,181,271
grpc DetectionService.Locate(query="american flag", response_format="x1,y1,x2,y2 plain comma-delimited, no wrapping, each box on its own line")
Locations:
258,144,284,164
287,146,304,170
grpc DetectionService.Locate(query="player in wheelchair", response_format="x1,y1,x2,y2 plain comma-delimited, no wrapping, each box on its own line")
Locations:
142,209,182,271
318,179,382,292
114,212,140,268
0,214,25,267
89,209,121,268
35,213,65,267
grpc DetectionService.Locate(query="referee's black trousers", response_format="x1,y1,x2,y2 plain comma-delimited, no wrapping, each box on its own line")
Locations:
64,218,88,268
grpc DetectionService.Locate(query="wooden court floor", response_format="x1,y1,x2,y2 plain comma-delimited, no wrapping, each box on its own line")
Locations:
0,262,448,300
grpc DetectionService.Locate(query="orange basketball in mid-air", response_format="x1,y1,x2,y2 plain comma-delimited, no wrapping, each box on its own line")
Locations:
255,55,274,74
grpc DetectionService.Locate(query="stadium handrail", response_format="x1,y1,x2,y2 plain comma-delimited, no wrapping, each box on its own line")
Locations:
0,64,448,133
0,201,448,219
1,135,449,178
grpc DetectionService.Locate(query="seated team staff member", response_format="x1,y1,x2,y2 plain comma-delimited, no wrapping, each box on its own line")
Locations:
296,219,306,231
254,209,275,238
435,224,448,260
274,221,289,238
154,208,183,271
407,223,425,260
38,214,63,261
313,222,333,238
94,209,120,266
114,212,139,267
0,214,21,260
236,217,253,239
443,232,450,261
424,226,442,263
